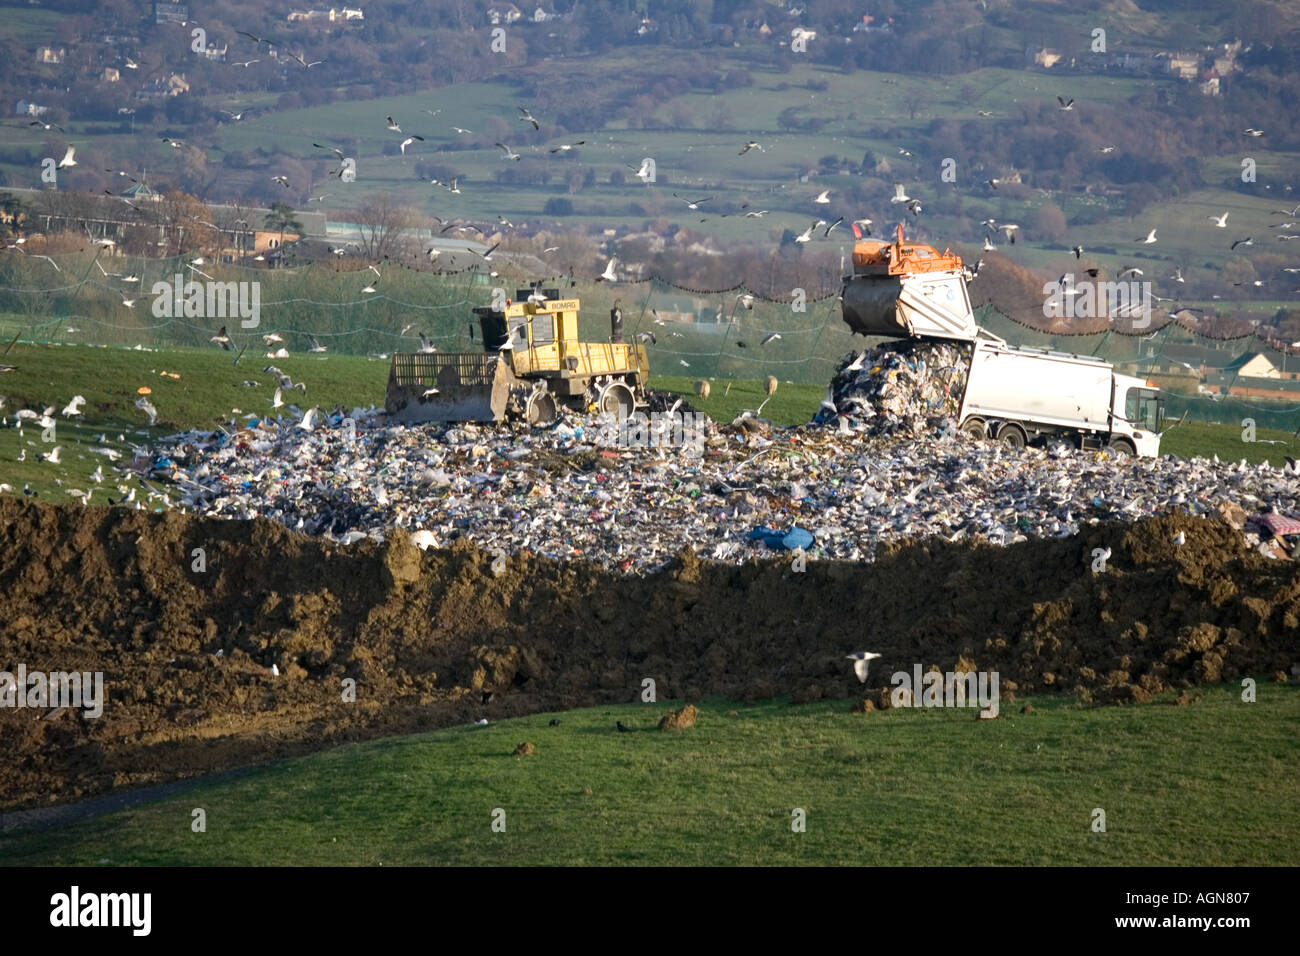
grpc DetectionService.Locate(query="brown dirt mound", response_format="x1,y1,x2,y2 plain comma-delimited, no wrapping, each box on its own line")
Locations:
0,499,1297,812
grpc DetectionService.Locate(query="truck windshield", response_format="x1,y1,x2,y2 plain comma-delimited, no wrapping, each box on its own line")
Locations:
1125,388,1161,432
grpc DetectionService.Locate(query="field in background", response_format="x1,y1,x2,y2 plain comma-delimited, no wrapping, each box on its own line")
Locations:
1,686,1295,865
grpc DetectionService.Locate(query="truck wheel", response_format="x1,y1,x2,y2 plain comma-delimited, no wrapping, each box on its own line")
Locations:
525,390,558,426
997,423,1027,449
1107,438,1135,457
960,419,987,440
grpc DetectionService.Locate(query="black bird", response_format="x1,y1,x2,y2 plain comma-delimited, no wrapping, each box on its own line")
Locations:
1072,245,1083,259
482,691,494,704
616,721,631,733
548,718,560,726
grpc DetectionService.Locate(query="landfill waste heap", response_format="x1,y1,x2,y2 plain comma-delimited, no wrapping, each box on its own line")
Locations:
813,340,972,438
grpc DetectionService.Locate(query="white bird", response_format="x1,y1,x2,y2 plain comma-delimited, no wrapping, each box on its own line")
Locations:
135,396,157,425
61,395,85,417
819,387,837,415
270,663,280,677
57,145,76,169
795,220,820,243
270,387,284,409
814,189,830,204
450,126,473,135
495,143,522,161
210,325,232,350
1244,128,1264,137
90,465,103,483
418,333,437,354
632,158,653,183
846,651,882,683
263,333,283,344
1057,96,1075,111
598,258,618,282
518,106,540,130
998,224,1020,243
399,135,424,154
1172,531,1186,546
1138,228,1157,244
298,407,318,431
1208,211,1229,228
674,194,713,210
739,141,762,155
41,446,63,464
890,183,910,204
760,332,782,346
308,335,327,353
385,115,402,132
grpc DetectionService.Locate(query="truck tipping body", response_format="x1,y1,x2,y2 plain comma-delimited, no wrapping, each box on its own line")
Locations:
841,226,1163,457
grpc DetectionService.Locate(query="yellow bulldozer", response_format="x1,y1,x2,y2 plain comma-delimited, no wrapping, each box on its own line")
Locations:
385,290,650,425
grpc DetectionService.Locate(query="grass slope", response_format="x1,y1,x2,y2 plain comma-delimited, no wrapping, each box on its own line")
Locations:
1,686,1295,865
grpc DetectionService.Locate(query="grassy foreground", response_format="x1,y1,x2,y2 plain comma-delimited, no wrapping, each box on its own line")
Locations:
1,685,1296,865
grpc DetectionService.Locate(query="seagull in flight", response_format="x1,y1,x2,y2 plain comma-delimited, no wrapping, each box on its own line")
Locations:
518,107,540,130
451,126,473,134
890,183,910,204
1207,212,1229,228
29,119,65,132
1138,228,1157,244
399,135,425,154
739,141,762,155
385,115,403,132
795,220,821,243
1231,237,1253,250
1243,128,1264,137
1057,96,1075,111
846,651,882,683
597,257,618,282
814,189,831,204
57,146,76,169
495,143,522,161
631,158,654,183
674,194,712,210
210,326,232,350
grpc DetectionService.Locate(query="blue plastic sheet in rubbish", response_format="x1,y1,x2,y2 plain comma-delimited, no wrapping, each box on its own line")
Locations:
748,525,815,551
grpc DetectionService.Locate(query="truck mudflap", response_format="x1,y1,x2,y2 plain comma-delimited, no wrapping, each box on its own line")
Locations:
841,271,980,342
385,353,512,423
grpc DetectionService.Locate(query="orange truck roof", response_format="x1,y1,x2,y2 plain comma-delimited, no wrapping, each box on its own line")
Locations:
852,223,965,274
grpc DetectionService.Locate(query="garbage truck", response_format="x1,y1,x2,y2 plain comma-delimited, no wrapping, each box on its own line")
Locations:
840,225,1163,457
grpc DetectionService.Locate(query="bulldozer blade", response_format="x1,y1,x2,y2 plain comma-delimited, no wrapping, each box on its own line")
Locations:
386,352,512,423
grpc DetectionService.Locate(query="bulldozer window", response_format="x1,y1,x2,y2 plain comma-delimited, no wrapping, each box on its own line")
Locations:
530,313,555,346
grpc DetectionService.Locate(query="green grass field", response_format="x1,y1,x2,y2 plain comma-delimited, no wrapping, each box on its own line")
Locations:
2,685,1295,865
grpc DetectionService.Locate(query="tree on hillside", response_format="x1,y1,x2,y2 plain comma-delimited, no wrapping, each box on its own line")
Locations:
264,202,303,261
354,193,415,260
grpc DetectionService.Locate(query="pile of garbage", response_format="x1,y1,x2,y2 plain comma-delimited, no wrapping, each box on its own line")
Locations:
813,340,972,438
